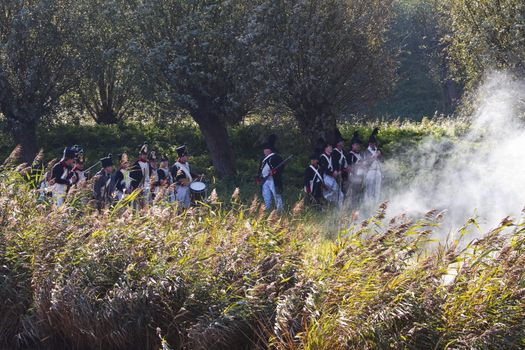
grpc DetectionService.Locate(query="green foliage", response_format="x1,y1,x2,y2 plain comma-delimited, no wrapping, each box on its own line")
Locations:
134,0,264,177
443,0,525,88
67,0,144,124
0,0,76,159
248,0,398,144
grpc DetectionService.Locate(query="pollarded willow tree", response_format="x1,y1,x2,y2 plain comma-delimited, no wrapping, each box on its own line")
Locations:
0,0,76,161
443,0,525,88
247,0,397,146
136,0,261,178
68,0,143,125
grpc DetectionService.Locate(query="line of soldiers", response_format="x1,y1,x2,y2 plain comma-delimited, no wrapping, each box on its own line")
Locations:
257,128,383,212
43,143,198,209
43,129,382,212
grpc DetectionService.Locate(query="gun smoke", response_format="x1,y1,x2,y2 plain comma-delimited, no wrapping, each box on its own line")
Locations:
384,71,525,233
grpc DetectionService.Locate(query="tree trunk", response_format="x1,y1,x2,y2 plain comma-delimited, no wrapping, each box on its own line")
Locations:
12,122,39,164
439,60,462,112
443,79,461,111
192,112,237,178
95,109,120,125
296,112,338,150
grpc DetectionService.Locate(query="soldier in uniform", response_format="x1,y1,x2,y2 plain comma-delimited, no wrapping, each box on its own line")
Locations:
332,130,349,199
50,147,76,207
114,153,130,201
303,151,324,208
129,143,152,208
148,151,158,202
257,135,284,212
318,139,343,208
93,154,114,210
171,145,195,208
364,127,383,206
70,146,86,186
348,131,365,208
156,155,175,203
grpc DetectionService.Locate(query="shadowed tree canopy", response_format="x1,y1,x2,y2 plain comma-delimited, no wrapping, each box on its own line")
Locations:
68,0,143,125
0,0,75,162
247,0,397,147
443,0,525,89
373,0,461,118
136,0,261,178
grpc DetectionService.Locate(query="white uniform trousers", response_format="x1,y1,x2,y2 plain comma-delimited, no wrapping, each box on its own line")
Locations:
176,186,191,208
262,177,283,212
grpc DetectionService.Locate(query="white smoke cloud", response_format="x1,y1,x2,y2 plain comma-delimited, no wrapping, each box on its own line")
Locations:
384,71,525,231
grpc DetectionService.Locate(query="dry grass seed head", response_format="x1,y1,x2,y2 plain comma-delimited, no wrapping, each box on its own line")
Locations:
3,145,22,166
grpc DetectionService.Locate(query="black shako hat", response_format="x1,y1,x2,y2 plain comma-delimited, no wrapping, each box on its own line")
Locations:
100,154,113,168
368,127,379,144
309,149,321,160
160,154,169,162
176,145,188,158
139,143,148,155
350,131,363,145
334,128,346,145
317,138,331,151
63,147,76,160
148,150,157,161
261,134,278,152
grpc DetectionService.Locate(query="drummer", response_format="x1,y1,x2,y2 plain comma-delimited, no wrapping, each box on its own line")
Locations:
171,145,197,208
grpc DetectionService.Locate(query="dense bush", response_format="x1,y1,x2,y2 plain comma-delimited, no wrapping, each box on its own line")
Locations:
0,117,466,204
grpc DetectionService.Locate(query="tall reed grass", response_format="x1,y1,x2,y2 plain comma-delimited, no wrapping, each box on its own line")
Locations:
1,152,524,349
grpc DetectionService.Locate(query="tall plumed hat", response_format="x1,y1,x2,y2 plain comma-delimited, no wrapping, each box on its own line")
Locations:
261,134,278,152
368,127,380,144
63,147,76,160
350,131,362,145
334,128,346,145
317,137,331,151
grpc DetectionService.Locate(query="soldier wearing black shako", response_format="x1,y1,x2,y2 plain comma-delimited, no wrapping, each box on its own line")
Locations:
257,135,284,212
303,151,324,207
93,154,114,210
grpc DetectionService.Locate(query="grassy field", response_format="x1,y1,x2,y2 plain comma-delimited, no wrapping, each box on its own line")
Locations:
1,125,525,349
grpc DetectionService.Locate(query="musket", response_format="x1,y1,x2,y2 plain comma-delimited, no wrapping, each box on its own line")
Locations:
83,152,121,176
257,154,294,185
83,162,100,175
